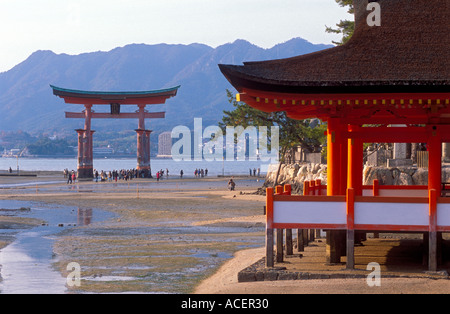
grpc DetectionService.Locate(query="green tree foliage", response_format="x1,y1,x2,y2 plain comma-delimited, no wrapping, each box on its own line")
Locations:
325,0,354,45
27,137,74,155
220,90,326,158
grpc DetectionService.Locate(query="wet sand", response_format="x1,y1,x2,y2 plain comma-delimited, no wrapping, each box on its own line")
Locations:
0,173,266,293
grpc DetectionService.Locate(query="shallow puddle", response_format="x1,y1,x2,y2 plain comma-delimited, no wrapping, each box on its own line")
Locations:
0,200,114,294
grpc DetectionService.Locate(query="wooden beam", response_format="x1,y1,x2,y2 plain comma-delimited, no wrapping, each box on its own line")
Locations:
60,96,171,105
65,112,165,119
347,126,428,143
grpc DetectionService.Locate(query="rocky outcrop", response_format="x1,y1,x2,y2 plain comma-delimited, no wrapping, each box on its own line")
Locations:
259,163,450,195
258,163,327,195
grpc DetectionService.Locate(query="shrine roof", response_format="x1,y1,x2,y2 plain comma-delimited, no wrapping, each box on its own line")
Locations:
219,0,450,95
51,85,180,102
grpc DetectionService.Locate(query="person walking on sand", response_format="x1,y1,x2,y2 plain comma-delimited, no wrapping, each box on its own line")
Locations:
180,169,183,178
228,178,236,191
72,171,76,183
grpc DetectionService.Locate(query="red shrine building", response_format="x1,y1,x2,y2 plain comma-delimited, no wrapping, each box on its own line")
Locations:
220,0,449,271
51,85,180,179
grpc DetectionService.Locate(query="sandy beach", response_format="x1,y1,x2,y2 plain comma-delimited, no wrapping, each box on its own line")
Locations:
1,172,450,294
194,246,450,294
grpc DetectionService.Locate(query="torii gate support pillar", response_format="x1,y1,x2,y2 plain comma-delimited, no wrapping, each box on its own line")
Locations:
136,129,152,178
76,129,95,179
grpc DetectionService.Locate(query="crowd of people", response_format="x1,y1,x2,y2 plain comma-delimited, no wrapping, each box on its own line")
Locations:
64,168,149,184
63,167,254,192
63,168,77,184
93,169,146,182
194,168,208,178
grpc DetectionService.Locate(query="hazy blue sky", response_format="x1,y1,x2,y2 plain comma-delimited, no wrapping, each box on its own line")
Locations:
0,0,351,72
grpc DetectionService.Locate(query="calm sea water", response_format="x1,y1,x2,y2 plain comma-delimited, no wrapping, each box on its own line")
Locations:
0,157,272,176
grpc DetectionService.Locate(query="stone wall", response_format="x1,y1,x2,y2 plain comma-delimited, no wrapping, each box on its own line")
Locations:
260,162,450,194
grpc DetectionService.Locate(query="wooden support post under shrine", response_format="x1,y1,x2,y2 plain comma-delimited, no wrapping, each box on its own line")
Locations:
326,118,347,264
266,187,274,268
428,127,441,271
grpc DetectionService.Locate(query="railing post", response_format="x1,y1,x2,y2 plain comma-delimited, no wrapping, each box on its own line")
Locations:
275,185,284,263
276,185,283,195
346,188,355,269
309,181,316,241
373,179,379,196
284,184,293,255
297,181,310,252
429,189,437,271
310,180,315,196
316,179,322,195
303,181,309,195
315,179,323,238
266,187,274,268
283,184,291,195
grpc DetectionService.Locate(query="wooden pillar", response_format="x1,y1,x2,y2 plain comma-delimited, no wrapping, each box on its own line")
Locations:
315,179,322,238
136,129,152,177
144,130,152,177
76,104,94,179
327,118,341,196
84,105,93,170
76,129,95,179
135,104,151,177
276,229,284,262
428,126,442,195
348,125,365,252
285,229,293,255
326,118,346,264
275,185,283,262
136,129,145,170
340,124,348,196
138,104,146,130
297,181,310,252
266,187,274,268
347,125,364,196
76,129,84,172
284,185,293,255
429,189,437,271
427,126,441,271
297,229,304,252
346,188,355,269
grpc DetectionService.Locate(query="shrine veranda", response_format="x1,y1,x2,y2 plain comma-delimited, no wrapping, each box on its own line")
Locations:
220,0,450,271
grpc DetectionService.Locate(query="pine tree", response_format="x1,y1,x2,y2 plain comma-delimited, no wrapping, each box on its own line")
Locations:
325,0,354,45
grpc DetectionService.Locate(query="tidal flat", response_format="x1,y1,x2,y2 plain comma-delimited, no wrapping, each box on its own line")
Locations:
0,175,265,294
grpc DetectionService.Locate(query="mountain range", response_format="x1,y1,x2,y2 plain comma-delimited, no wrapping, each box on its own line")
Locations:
0,38,332,139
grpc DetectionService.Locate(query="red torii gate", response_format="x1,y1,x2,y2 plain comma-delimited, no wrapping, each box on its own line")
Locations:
51,85,180,179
